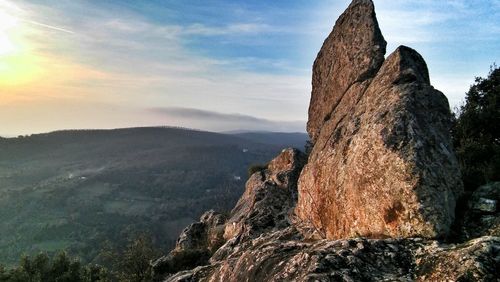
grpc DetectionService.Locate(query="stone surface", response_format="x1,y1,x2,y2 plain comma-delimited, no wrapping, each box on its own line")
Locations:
296,0,463,239
307,0,386,143
151,210,226,280
471,182,500,213
414,236,500,282
159,156,497,282
460,182,500,240
173,210,227,254
165,230,499,282
474,198,497,213
223,148,305,242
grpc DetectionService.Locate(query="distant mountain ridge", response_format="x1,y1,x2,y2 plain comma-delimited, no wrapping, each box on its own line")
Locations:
229,131,308,150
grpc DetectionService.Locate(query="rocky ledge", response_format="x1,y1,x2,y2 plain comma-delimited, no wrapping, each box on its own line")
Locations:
154,150,499,281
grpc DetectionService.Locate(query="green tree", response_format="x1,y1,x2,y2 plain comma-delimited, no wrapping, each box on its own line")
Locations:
119,235,159,282
99,234,161,282
453,64,500,190
31,253,50,281
0,252,109,282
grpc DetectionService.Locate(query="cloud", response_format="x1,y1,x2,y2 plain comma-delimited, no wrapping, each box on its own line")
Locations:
102,19,273,38
183,23,273,36
148,107,306,132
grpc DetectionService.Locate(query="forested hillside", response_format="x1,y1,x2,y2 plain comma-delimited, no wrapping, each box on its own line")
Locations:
0,127,306,265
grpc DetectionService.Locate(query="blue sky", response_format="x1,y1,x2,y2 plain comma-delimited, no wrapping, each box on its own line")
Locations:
0,0,498,135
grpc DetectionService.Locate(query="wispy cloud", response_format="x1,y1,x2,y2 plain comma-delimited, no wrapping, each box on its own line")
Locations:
183,23,273,36
149,107,306,132
102,19,274,38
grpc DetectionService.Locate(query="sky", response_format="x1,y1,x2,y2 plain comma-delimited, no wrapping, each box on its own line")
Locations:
0,0,498,136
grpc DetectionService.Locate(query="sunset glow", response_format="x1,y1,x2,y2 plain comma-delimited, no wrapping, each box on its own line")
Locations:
0,54,41,87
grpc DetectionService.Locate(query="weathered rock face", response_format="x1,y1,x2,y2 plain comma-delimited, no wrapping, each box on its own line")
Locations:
414,236,500,282
460,182,500,240
223,148,306,242
166,229,500,282
175,210,227,254
296,0,463,239
307,0,386,143
159,150,497,282
153,148,305,280
159,160,498,282
151,210,226,280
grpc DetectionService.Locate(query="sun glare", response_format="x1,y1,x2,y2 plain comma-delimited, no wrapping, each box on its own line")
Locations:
0,7,43,87
0,10,19,55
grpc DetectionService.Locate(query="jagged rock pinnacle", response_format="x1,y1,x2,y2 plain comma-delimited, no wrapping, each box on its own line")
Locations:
307,0,386,142
296,1,463,239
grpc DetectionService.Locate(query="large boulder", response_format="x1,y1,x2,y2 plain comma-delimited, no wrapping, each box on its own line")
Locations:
296,0,463,239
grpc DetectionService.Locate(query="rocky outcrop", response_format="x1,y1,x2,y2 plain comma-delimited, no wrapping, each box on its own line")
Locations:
166,229,499,282
155,1,497,281
460,182,500,240
151,210,226,280
223,148,306,242
153,148,305,280
296,0,463,239
307,0,386,143
175,210,227,254
158,150,497,282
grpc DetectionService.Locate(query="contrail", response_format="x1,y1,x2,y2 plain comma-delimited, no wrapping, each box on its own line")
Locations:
0,0,75,35
23,19,75,34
